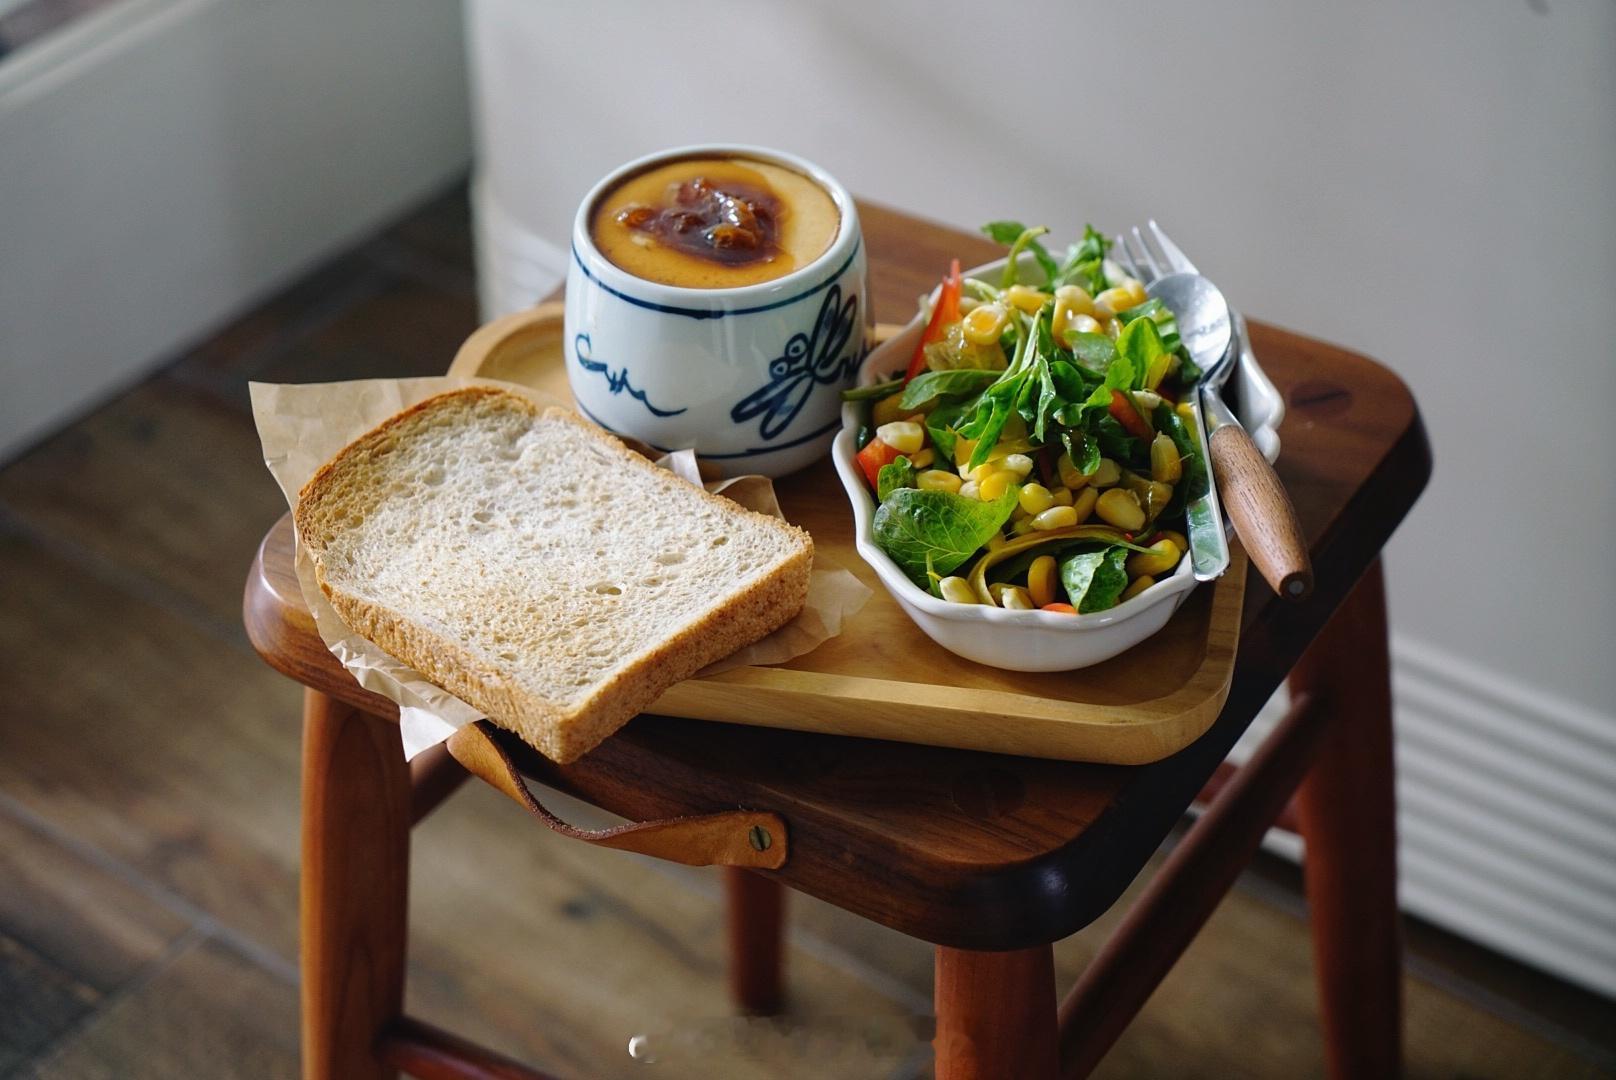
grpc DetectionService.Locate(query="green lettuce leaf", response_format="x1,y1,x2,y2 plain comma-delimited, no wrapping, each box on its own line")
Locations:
899,368,1000,410
873,485,1020,588
1058,545,1131,613
877,456,917,502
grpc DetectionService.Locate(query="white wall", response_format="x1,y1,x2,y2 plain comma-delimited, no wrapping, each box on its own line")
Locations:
0,0,471,458
467,0,1616,994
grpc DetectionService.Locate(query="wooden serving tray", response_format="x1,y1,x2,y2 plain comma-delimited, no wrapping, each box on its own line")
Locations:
447,303,1245,765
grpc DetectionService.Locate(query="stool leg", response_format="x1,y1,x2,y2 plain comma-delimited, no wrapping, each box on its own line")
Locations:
301,690,412,1080
1291,560,1404,1080
935,944,1058,1080
724,867,785,1014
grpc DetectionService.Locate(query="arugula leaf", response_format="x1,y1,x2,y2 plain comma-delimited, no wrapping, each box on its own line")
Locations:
1061,428,1101,476
899,368,999,410
1155,402,1207,511
1085,349,1139,409
1058,545,1131,613
983,221,1059,285
1116,317,1166,393
1117,298,1182,355
873,486,1020,588
877,456,917,502
1052,225,1111,293
841,377,905,402
925,399,967,462
1095,414,1144,464
1047,359,1091,401
1066,331,1116,373
965,392,1015,470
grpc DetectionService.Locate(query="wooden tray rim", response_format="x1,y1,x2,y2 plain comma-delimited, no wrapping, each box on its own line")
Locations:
446,302,1243,764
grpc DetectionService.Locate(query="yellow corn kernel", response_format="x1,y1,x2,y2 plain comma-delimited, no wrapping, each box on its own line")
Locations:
957,479,980,501
910,447,935,469
1067,313,1104,339
953,436,976,467
1096,488,1146,531
1002,453,1036,479
1050,485,1074,506
986,532,1008,551
871,391,907,428
1090,458,1121,487
916,469,962,494
990,583,1035,610
1157,529,1188,552
1150,432,1182,484
1032,505,1080,531
962,302,1010,345
1127,537,1182,578
1106,317,1123,340
1070,486,1098,523
1120,575,1155,602
1018,483,1055,515
1057,452,1089,491
1096,279,1148,315
1005,284,1052,314
939,576,977,604
978,469,1019,502
1009,515,1036,536
1051,285,1096,340
1054,284,1095,315
1027,555,1059,608
875,421,924,454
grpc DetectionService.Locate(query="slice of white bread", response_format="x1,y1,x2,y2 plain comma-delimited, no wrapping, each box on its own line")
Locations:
295,386,813,762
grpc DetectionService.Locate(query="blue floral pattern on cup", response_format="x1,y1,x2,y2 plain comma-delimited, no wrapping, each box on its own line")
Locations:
730,285,861,440
573,333,688,418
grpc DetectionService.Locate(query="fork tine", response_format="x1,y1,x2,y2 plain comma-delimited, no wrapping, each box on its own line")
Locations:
1147,220,1198,275
1129,226,1164,282
1116,230,1154,284
1111,233,1140,281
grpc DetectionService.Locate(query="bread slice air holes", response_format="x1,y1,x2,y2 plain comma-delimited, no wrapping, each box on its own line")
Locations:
294,388,812,763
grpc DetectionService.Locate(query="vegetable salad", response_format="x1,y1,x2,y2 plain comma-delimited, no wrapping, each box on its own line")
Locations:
845,222,1208,615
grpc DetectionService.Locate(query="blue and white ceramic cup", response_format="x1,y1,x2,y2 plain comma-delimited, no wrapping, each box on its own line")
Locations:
564,145,869,477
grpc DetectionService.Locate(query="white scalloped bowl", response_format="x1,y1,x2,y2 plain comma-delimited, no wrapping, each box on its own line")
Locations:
831,253,1283,672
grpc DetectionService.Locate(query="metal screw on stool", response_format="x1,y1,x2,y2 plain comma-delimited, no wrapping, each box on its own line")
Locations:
748,825,772,852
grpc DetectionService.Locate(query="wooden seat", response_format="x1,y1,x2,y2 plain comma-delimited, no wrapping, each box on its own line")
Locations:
244,203,1431,1079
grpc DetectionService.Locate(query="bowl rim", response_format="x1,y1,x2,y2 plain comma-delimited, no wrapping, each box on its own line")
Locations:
832,426,1198,629
568,143,862,309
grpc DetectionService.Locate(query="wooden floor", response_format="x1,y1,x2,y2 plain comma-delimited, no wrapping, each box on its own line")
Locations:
1,185,1611,1079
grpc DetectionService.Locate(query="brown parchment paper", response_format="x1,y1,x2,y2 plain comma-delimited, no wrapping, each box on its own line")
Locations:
248,376,870,759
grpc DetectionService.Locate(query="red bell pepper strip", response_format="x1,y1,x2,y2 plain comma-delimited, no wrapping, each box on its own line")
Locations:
856,437,903,490
904,259,962,384
1041,603,1078,614
1109,390,1155,442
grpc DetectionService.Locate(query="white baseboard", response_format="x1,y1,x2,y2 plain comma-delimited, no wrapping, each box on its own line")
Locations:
1235,636,1616,998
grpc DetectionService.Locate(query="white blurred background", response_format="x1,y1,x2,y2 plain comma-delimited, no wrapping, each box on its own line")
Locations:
2,0,1611,997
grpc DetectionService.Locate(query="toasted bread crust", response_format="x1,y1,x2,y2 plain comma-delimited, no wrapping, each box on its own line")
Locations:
295,386,813,762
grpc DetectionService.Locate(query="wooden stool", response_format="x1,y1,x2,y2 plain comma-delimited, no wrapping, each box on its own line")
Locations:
244,205,1430,1080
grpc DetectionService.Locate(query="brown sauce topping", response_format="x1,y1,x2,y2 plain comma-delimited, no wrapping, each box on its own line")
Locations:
615,177,783,267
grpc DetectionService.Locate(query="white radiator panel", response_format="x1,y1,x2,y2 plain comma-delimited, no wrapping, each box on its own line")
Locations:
1236,636,1616,999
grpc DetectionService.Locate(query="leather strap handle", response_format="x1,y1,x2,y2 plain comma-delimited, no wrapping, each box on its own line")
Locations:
445,721,788,869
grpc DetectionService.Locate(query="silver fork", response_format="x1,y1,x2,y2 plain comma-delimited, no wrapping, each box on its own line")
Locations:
1111,223,1230,583
1113,222,1315,599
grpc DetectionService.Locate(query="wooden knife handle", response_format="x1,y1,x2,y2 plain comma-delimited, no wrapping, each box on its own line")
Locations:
1209,424,1314,600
